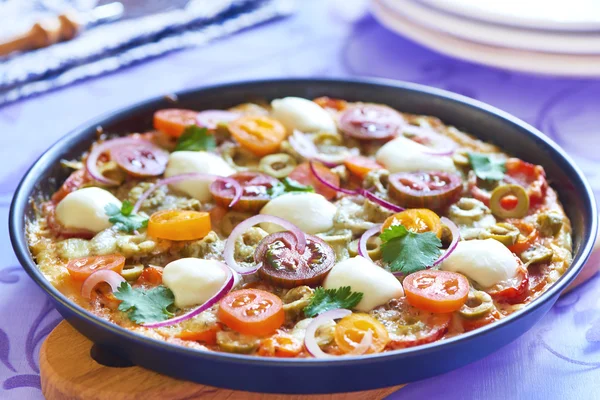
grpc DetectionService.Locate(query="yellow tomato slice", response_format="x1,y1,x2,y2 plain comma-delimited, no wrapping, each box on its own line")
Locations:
228,116,286,156
334,313,390,354
147,210,211,241
382,209,443,238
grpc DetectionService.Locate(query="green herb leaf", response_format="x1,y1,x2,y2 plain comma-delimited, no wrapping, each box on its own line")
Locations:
303,286,363,317
468,153,505,181
268,177,315,197
114,282,175,324
380,225,442,275
175,126,216,152
105,200,148,233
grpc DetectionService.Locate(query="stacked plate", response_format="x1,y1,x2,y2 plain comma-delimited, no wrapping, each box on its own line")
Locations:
371,0,600,77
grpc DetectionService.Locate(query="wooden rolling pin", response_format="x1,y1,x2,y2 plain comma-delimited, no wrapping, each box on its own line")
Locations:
0,2,124,57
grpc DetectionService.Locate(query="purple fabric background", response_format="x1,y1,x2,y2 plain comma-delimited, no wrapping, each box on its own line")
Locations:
1,1,600,398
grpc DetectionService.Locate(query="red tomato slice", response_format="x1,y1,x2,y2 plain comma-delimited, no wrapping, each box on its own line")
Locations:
527,262,551,296
66,254,126,281
217,289,284,336
488,264,529,304
388,171,463,210
371,298,451,350
504,158,548,207
135,266,164,287
344,156,382,180
313,96,348,111
111,144,169,178
288,162,340,200
51,169,91,204
506,220,539,255
153,109,199,137
209,172,280,213
339,104,404,140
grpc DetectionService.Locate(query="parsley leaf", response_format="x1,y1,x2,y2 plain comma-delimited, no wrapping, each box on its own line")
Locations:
175,126,216,152
105,200,148,233
468,152,505,181
380,225,442,275
268,177,315,197
303,286,363,317
114,282,175,324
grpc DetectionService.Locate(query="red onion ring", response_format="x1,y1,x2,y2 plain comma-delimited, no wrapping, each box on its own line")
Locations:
289,130,351,168
223,214,307,275
403,125,457,156
358,224,383,262
143,261,234,328
81,270,125,299
132,173,242,214
308,161,361,195
304,309,372,358
86,137,151,185
362,190,405,212
433,217,461,266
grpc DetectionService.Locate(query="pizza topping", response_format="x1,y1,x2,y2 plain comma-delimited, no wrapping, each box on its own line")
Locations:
174,126,217,152
271,97,337,133
105,200,148,233
56,187,121,233
218,289,285,336
403,270,469,313
339,104,404,140
303,286,363,317
388,171,462,211
489,184,530,219
376,136,457,174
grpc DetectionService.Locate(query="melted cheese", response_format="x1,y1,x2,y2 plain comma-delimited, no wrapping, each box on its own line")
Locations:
375,136,456,173
271,97,337,133
162,258,229,308
440,239,519,287
164,151,235,202
323,256,404,312
259,192,337,234
55,187,121,233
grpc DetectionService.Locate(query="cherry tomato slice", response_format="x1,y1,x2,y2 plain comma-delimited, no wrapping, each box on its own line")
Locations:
209,172,280,213
228,115,287,157
255,232,335,288
153,109,199,137
147,210,211,241
177,324,221,345
111,143,169,178
288,162,340,200
344,156,382,180
506,220,539,255
217,289,285,336
527,262,551,296
382,209,443,238
135,266,163,287
66,254,126,281
505,158,548,207
388,171,462,211
461,310,501,332
403,270,469,313
257,332,303,357
51,169,91,204
313,96,348,111
339,104,404,140
371,298,451,350
488,263,529,304
334,313,390,354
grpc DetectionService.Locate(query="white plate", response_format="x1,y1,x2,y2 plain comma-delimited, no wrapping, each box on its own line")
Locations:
371,0,600,77
382,0,600,54
418,0,600,32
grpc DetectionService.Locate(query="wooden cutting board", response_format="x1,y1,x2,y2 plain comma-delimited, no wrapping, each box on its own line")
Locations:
39,245,599,399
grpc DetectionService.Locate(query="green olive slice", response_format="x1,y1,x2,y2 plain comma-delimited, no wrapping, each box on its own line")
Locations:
521,245,553,265
121,264,144,281
481,222,520,246
459,291,494,319
348,237,382,260
489,184,530,218
259,153,297,179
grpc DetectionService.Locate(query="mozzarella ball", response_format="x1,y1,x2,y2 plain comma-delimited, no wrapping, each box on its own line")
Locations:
375,136,456,173
259,192,336,234
164,151,235,202
271,97,337,133
440,239,519,287
162,258,230,308
323,256,404,312
55,187,121,233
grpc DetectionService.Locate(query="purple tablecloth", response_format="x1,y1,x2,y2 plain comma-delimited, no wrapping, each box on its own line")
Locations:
2,1,600,398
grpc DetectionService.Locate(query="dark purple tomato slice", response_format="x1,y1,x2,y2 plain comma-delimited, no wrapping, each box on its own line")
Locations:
111,143,169,177
388,171,462,211
255,232,335,288
196,110,240,130
210,172,280,213
339,104,404,140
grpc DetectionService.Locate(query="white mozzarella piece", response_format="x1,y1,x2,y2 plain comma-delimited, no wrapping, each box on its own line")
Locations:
440,239,519,287
259,192,337,234
162,258,229,308
271,97,337,133
55,187,121,233
375,136,456,173
323,256,404,312
164,151,235,202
